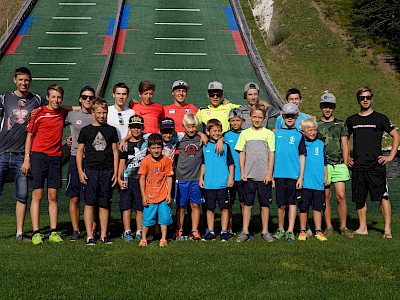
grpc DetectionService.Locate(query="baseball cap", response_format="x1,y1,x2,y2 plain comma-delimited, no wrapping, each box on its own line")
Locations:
159,117,175,130
208,81,223,91
320,92,336,104
281,103,299,115
128,115,144,125
244,82,259,93
172,80,189,91
228,109,245,120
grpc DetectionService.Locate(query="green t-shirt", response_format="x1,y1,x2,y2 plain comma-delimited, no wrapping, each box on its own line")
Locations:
317,118,348,165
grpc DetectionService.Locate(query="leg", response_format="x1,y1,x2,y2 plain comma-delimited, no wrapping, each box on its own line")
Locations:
69,197,80,232
160,225,168,241
141,226,148,241
31,189,44,231
333,182,348,230
221,208,229,231
16,201,27,234
355,202,368,234
287,204,297,233
47,188,59,230
242,205,252,234
190,203,200,232
176,206,185,231
313,210,323,230
228,203,233,232
260,206,269,234
299,211,308,230
206,209,215,231
99,207,110,239
84,205,95,239
277,205,286,230
381,199,392,235
122,209,132,231
324,187,332,228
135,210,143,232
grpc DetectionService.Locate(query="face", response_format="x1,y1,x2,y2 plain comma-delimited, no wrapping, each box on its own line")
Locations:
14,74,32,94
184,124,197,137
129,124,144,138
287,93,302,107
149,144,162,159
79,91,95,111
206,125,222,141
113,87,129,107
246,89,259,105
208,90,223,108
250,110,265,129
229,117,243,131
92,106,108,124
172,88,187,104
320,103,335,119
139,90,154,105
357,91,373,110
283,114,298,127
46,90,63,110
160,128,175,142
303,126,317,140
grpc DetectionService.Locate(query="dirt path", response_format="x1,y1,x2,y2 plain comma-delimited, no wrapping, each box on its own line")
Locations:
0,0,25,37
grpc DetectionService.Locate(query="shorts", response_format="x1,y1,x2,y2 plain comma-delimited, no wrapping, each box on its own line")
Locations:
275,178,302,206
298,188,325,211
81,168,114,208
28,152,62,189
243,180,272,207
352,167,389,204
118,177,143,211
203,188,229,210
0,152,28,203
66,156,81,198
228,181,245,204
142,200,173,226
327,163,350,185
175,180,203,207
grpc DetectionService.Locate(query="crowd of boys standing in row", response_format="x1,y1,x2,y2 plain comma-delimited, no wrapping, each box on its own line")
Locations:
0,67,398,246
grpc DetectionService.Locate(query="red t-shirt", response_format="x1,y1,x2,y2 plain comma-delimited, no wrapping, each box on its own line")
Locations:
27,106,68,156
163,103,198,132
130,103,164,133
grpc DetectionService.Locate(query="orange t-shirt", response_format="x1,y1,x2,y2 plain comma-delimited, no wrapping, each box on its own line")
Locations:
130,103,164,133
163,103,198,132
138,154,173,204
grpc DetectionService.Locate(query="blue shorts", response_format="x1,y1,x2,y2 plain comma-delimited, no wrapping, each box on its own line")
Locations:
203,188,229,210
243,180,272,207
299,188,325,212
275,178,302,206
228,181,244,204
175,180,203,207
81,168,114,208
118,177,143,211
0,152,28,203
66,156,81,198
142,200,173,226
28,152,62,190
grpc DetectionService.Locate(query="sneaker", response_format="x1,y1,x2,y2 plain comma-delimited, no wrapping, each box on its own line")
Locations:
70,231,80,242
324,227,334,237
159,239,168,247
306,228,313,238
298,231,308,241
315,231,328,241
49,232,63,243
190,230,201,241
139,239,148,247
16,233,31,242
174,230,185,241
286,231,295,242
86,238,96,246
135,232,142,241
341,228,354,238
201,231,216,241
101,237,113,244
273,229,286,240
32,233,44,245
236,232,250,242
261,232,274,242
220,232,230,242
123,231,134,242
228,231,236,238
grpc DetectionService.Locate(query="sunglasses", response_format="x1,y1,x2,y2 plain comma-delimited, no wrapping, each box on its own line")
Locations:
283,114,296,119
118,112,124,125
81,95,95,101
208,91,223,98
357,95,372,101
321,104,335,109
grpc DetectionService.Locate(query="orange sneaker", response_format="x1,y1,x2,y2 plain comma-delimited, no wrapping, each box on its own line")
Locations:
190,230,201,241
159,239,168,247
139,239,148,247
298,231,308,241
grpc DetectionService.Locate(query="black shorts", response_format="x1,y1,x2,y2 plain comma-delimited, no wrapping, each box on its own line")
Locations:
352,167,389,204
28,152,62,189
243,180,272,207
118,177,143,211
66,156,81,198
81,168,114,208
275,178,302,206
298,188,325,212
228,181,245,204
203,188,229,210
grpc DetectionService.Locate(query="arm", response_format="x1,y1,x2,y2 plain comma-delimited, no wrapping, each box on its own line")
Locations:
341,136,349,167
378,128,400,165
166,176,173,204
296,155,305,189
117,159,127,189
239,151,247,181
198,164,205,188
139,174,148,207
197,131,208,146
118,134,132,152
76,143,87,185
215,136,224,154
264,152,274,185
20,132,33,175
324,165,329,186
258,100,270,110
111,143,119,187
227,164,234,187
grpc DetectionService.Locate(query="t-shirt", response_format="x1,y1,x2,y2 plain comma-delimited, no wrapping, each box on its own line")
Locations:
175,135,203,181
235,127,275,181
27,106,68,157
224,130,241,181
163,103,198,132
236,105,279,131
163,132,185,163
130,102,164,133
138,154,173,204
77,124,119,170
119,138,148,179
317,118,347,165
65,109,94,156
0,92,47,153
274,128,307,179
107,105,135,141
345,111,394,170
196,103,241,133
275,112,310,131
303,138,326,191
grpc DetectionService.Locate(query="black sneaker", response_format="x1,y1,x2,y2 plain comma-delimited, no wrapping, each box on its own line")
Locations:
201,231,216,241
101,237,113,245
70,231,80,242
16,233,31,242
86,238,96,246
220,232,230,242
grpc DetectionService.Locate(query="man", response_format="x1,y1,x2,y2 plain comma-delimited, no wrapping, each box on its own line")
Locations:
346,87,399,238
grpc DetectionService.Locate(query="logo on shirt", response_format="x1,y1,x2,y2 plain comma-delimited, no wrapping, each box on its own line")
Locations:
206,111,211,115
76,120,82,125
185,109,191,113
92,131,107,151
289,136,295,144
169,109,175,114
184,143,200,157
315,147,319,156
205,149,211,153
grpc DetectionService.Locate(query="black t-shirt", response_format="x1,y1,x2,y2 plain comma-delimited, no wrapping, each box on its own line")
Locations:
78,124,119,170
346,111,394,170
119,139,148,178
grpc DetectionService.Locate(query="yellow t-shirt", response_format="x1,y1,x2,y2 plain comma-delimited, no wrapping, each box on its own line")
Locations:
196,103,241,133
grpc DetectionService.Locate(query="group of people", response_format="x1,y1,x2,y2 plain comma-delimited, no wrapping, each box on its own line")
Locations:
0,67,398,246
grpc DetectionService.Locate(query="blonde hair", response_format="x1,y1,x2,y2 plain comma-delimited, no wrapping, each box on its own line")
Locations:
92,97,108,111
182,113,199,127
300,118,318,131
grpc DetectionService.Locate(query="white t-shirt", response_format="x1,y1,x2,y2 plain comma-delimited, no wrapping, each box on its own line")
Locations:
107,105,135,141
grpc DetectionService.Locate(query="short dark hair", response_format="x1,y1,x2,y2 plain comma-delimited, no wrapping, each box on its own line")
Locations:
113,82,130,94
250,104,266,118
356,86,373,98
46,84,64,98
286,88,302,100
206,118,222,132
139,80,156,94
147,133,163,147
14,67,31,79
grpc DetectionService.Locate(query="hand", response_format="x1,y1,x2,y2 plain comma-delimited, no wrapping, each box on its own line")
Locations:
142,196,148,207
20,161,31,175
324,176,329,186
198,179,205,188
118,178,127,190
166,195,172,204
79,171,88,185
222,98,230,105
199,133,208,146
227,177,234,187
271,179,275,188
129,99,139,108
241,174,247,181
119,142,125,152
215,139,224,154
348,157,354,167
378,155,392,165
263,174,273,184
258,100,269,110
296,178,303,189
66,136,72,146
111,173,117,187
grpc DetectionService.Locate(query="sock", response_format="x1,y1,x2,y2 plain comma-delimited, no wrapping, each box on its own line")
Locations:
33,230,40,235
16,232,23,236
136,230,142,235
50,228,57,233
300,228,307,232
221,230,227,234
125,230,131,234
315,228,322,232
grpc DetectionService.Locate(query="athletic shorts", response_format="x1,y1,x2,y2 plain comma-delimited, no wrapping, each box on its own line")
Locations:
175,180,203,207
243,180,272,207
142,200,173,226
203,188,229,210
298,188,325,211
66,156,81,198
28,152,62,189
81,168,114,208
352,167,389,204
275,178,302,206
327,164,350,185
228,181,245,204
118,177,143,211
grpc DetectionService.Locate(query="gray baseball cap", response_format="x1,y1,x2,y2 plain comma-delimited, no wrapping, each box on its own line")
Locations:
244,82,259,93
172,80,189,91
208,81,223,91
320,92,336,104
228,109,245,120
282,103,299,115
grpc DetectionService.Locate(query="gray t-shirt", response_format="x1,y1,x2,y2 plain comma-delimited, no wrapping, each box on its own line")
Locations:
65,109,94,156
0,92,47,153
237,104,280,130
175,135,203,181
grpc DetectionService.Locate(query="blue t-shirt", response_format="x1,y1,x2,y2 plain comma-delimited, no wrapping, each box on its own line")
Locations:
303,139,326,190
275,112,310,131
274,128,306,179
202,141,234,189
223,130,241,181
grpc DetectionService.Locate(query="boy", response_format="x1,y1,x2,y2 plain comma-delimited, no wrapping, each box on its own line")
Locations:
273,103,306,242
138,134,174,247
118,115,148,242
235,104,275,242
76,98,119,245
199,119,234,242
317,92,353,238
298,118,328,241
21,84,68,245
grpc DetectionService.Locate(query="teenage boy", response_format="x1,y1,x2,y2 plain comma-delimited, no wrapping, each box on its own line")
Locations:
235,104,275,242
77,98,119,245
0,67,47,241
117,115,147,242
346,87,399,238
21,84,68,245
298,118,328,242
273,103,306,242
138,134,174,247
199,119,235,242
317,92,353,238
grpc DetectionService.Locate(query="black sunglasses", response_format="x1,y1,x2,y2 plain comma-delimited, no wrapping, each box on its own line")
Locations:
283,114,296,119
81,95,95,101
357,95,372,101
208,91,223,98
